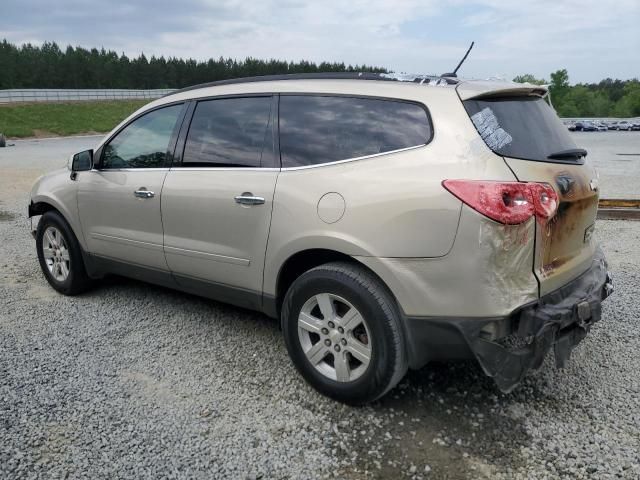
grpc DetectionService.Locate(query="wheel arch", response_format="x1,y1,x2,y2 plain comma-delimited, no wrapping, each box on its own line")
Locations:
270,248,401,325
28,198,87,251
29,200,60,217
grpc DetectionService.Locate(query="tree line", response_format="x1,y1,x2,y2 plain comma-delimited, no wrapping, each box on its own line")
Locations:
1,40,638,118
0,40,386,90
514,71,640,118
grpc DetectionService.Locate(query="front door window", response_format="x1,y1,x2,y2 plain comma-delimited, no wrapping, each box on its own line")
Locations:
101,104,183,169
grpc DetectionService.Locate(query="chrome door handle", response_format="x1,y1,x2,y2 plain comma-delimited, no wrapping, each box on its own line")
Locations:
234,193,265,206
134,189,155,199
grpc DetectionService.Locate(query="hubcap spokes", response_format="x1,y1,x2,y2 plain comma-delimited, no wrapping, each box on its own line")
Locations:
298,293,372,382
42,227,70,282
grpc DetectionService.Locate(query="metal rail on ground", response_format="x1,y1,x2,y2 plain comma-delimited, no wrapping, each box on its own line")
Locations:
597,199,640,220
0,89,176,104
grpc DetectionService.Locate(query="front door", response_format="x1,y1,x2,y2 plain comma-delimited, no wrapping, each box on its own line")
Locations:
77,103,185,270
161,96,278,305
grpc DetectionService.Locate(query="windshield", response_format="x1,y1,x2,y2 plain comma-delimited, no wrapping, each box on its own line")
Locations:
464,96,580,163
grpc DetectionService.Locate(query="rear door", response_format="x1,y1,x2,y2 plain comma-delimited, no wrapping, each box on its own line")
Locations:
161,95,278,308
463,95,600,295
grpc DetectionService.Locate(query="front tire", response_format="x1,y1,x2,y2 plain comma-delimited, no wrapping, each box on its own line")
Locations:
36,211,92,295
282,262,407,405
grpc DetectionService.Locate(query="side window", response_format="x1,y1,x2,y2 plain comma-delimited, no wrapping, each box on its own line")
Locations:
101,104,183,169
279,96,432,168
182,96,272,168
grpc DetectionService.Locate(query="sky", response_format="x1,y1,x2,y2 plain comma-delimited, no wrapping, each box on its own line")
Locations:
1,0,639,84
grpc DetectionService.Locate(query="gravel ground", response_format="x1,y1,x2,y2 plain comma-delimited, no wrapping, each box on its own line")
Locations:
1,138,639,479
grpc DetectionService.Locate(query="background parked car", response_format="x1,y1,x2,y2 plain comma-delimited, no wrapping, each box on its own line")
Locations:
617,120,633,131
574,121,597,131
596,123,608,131
608,121,619,130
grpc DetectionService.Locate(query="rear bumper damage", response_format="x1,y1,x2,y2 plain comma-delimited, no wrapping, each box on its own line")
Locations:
404,247,613,392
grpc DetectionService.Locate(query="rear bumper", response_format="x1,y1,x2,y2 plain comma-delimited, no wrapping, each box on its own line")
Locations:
404,247,613,392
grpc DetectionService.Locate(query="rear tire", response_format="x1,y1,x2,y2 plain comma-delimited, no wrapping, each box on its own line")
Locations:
282,262,407,405
36,211,92,295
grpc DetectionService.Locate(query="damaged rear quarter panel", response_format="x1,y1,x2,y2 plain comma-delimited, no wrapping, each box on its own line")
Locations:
358,205,538,318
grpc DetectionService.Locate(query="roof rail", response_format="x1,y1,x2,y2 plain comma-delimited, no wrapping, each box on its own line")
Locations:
164,72,459,97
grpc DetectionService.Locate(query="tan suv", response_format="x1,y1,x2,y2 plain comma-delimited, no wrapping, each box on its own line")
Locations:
29,73,613,404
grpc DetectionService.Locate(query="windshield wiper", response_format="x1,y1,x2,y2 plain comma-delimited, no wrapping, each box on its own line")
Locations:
547,148,588,160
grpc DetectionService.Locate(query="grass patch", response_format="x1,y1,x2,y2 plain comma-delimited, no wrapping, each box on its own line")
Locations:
0,100,151,138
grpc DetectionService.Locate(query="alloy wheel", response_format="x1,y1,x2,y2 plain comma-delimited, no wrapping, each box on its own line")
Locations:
297,293,372,382
42,226,70,282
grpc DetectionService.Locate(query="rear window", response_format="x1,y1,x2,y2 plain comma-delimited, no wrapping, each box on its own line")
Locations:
279,95,431,168
464,96,579,162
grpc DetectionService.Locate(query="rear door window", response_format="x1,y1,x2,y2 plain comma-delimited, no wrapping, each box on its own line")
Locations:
182,96,273,168
463,96,579,162
279,95,432,168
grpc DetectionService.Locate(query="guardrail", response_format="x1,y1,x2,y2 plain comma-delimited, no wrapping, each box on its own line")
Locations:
0,88,177,104
598,199,640,220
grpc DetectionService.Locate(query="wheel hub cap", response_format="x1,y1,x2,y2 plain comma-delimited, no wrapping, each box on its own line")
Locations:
297,293,372,383
42,226,70,282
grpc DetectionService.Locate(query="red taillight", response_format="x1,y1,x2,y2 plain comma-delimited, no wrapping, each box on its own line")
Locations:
529,183,558,220
442,180,558,225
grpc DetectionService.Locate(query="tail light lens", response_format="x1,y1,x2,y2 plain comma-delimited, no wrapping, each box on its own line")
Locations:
529,183,558,219
442,180,558,225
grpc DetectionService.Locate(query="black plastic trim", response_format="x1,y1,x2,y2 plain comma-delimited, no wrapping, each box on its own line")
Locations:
27,202,37,218
262,293,278,319
83,253,174,286
171,100,196,166
172,273,263,312
166,102,191,167
83,253,265,313
268,95,280,169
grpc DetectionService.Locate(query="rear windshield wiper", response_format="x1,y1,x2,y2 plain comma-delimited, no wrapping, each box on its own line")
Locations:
547,148,588,160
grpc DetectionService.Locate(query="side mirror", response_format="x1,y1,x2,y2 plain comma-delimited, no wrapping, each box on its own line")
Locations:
70,149,94,172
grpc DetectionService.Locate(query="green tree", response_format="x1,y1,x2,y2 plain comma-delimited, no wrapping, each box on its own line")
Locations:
513,74,547,85
549,69,570,105
620,80,640,116
557,102,580,117
563,86,595,116
0,38,387,89
591,92,612,117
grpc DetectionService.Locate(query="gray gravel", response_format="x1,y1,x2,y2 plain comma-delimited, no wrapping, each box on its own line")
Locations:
1,138,640,479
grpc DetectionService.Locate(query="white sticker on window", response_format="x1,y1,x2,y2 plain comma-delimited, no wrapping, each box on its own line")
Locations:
470,107,513,150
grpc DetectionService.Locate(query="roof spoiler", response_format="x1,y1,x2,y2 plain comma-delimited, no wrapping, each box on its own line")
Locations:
456,82,549,101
